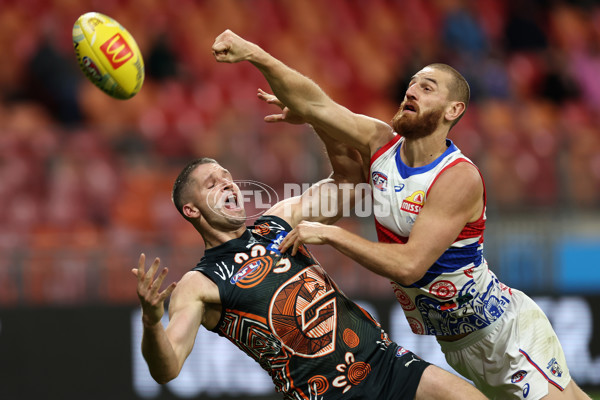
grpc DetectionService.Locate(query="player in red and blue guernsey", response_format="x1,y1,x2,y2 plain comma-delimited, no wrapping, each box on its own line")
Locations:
211,29,592,400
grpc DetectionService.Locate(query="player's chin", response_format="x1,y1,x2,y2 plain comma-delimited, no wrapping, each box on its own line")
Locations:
222,207,246,222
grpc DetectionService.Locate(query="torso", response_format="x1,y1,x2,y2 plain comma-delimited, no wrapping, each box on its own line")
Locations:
193,215,403,399
370,136,512,337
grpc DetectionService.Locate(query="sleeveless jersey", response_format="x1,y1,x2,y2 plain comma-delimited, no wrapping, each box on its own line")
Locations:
194,215,428,400
370,136,512,336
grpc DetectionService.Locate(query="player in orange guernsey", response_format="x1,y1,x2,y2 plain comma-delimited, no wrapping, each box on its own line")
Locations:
132,120,486,397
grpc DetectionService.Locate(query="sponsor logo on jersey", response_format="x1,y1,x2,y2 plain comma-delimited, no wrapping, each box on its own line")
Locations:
511,370,527,383
267,231,288,255
523,383,530,398
547,358,563,377
100,33,134,69
401,191,425,214
371,171,388,191
394,184,405,192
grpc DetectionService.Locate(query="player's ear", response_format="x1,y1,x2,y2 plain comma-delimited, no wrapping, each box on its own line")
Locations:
445,101,465,123
183,203,201,219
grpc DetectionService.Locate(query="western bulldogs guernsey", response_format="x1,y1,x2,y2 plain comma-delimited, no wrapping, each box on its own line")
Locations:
370,136,512,337
194,215,429,400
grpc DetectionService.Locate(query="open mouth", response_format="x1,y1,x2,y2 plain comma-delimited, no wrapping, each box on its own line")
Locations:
403,103,417,113
223,192,240,210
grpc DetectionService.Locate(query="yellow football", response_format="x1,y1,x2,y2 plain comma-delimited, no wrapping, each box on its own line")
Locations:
73,12,145,99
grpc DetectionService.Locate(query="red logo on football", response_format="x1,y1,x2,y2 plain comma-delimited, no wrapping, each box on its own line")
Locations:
100,33,134,69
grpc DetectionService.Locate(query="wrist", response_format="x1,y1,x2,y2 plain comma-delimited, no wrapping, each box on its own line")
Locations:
322,225,339,245
142,313,163,330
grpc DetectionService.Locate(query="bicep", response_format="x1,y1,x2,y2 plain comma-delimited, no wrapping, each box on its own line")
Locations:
406,165,484,268
310,103,394,157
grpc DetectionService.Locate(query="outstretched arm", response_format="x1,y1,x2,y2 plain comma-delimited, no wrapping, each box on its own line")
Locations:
213,30,394,159
133,255,207,384
278,163,484,285
259,91,367,228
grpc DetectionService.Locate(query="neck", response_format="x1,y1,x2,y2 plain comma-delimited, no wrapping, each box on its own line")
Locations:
198,224,247,249
401,131,449,168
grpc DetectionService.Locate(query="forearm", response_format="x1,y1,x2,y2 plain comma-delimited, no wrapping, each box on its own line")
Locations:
141,321,181,384
248,49,374,153
323,226,427,285
249,50,329,121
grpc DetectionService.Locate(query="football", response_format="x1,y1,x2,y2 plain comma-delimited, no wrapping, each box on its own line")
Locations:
73,12,145,99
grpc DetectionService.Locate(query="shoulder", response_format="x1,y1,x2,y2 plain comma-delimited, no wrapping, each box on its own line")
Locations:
367,117,396,155
436,159,483,190
173,270,221,305
429,161,483,205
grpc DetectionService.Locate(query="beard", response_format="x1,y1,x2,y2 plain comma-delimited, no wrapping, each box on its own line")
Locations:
391,104,445,140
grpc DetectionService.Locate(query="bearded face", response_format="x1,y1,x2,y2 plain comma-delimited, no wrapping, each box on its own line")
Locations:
391,101,446,140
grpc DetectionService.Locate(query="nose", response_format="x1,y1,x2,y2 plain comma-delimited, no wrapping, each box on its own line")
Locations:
405,83,418,100
218,177,234,191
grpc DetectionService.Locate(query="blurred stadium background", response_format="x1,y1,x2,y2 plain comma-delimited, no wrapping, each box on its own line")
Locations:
0,0,599,399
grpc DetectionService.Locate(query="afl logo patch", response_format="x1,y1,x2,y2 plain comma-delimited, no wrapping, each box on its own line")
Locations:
511,370,527,383
371,171,388,191
230,257,272,288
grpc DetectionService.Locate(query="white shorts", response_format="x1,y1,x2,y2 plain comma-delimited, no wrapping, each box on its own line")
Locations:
437,289,571,400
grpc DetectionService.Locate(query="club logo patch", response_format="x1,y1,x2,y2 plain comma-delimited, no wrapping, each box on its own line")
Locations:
396,346,410,357
547,358,563,377
269,266,337,357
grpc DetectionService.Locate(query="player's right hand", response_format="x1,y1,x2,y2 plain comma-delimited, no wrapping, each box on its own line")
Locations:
132,254,177,327
212,29,257,63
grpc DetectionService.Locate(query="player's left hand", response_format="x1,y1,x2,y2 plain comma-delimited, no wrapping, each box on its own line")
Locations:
257,88,306,125
279,221,333,256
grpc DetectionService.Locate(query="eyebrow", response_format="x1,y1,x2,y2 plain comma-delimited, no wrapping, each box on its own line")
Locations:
409,76,438,86
205,168,230,184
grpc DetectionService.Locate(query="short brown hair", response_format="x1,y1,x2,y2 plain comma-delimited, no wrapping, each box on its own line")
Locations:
172,157,218,218
427,63,470,128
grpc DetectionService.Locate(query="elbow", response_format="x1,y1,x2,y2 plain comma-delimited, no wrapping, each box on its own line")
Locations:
153,372,177,385
151,367,181,385
390,261,428,287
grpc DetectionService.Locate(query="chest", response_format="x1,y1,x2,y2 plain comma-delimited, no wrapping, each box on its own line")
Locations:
371,167,437,237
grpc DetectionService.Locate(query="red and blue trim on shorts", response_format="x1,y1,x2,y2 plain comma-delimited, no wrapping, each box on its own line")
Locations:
519,349,565,391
